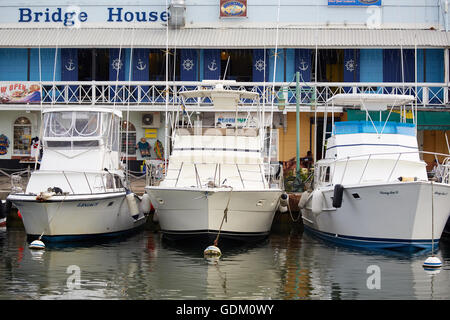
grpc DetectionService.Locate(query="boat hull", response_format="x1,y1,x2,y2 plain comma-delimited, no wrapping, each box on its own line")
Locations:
302,181,450,251
146,187,282,242
7,192,147,242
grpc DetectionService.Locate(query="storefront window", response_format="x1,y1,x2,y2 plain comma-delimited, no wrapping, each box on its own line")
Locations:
121,121,136,156
13,117,32,155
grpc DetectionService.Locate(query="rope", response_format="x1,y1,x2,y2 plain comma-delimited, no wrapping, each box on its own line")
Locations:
213,186,233,247
287,198,301,223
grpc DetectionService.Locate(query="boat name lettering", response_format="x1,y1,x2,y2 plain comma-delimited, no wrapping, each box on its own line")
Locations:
77,202,99,207
379,191,399,195
434,191,448,196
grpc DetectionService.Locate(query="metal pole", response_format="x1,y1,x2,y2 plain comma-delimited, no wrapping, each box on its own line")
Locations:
296,71,301,173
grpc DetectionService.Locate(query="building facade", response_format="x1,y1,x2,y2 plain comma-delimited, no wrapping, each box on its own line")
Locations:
0,0,449,171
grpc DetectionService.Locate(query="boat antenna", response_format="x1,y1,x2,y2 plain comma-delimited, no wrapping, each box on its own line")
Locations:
164,0,169,176
34,29,44,171
125,24,136,187
267,0,282,186
313,3,318,165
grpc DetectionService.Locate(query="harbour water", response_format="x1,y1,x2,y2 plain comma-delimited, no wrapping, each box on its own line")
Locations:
1,221,450,300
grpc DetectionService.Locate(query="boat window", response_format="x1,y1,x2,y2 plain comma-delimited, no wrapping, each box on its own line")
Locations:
114,175,123,189
320,165,331,183
73,112,100,137
105,174,114,189
73,140,99,147
46,141,71,148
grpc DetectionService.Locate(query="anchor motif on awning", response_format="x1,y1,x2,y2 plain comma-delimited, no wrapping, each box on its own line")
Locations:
136,58,147,71
65,59,75,71
207,59,218,72
298,59,309,71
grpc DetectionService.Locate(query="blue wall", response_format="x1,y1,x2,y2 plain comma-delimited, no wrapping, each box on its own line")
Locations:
30,48,61,81
0,49,28,81
360,49,383,82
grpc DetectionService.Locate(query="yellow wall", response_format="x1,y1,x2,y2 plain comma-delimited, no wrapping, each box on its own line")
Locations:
423,130,449,165
278,111,347,162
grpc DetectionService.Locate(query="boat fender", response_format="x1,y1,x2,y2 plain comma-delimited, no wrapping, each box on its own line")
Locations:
332,184,344,208
278,193,289,213
140,194,152,214
398,176,418,182
298,191,310,209
126,193,140,219
311,190,323,215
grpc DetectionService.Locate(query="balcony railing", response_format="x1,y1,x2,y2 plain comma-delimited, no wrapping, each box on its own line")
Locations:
3,81,450,109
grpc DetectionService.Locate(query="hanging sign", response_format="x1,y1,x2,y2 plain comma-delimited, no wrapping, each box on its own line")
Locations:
0,134,9,155
220,0,247,18
328,0,381,6
0,83,41,104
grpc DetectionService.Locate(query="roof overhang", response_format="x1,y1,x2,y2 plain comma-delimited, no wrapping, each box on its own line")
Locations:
0,27,448,48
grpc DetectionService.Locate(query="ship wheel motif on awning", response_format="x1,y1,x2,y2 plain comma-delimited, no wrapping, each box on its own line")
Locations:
345,59,356,72
254,59,266,72
112,58,123,71
182,59,194,71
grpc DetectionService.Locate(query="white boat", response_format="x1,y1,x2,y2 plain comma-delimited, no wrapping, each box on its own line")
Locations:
7,107,149,242
145,81,285,242
300,93,450,252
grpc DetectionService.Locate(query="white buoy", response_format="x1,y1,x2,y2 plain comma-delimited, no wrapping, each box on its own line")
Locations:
423,256,442,269
204,245,221,258
29,239,45,250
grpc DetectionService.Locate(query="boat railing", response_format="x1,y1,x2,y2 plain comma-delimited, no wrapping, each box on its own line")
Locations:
315,151,450,187
10,170,126,195
145,161,283,190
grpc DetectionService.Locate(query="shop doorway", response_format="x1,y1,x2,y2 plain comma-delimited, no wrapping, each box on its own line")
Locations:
77,49,109,81
220,49,252,82
313,49,344,82
148,49,180,81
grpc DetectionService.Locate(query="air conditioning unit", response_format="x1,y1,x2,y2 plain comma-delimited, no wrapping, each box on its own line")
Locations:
141,112,160,128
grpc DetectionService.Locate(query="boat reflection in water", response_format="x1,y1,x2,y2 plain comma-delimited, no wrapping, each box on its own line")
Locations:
1,226,450,300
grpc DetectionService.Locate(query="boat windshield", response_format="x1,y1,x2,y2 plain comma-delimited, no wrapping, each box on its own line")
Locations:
44,111,108,138
43,111,120,151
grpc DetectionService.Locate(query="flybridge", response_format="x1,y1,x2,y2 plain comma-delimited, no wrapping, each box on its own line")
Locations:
18,7,169,26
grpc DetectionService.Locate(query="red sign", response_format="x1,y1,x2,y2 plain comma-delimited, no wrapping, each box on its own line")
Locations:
0,83,41,104
220,0,247,18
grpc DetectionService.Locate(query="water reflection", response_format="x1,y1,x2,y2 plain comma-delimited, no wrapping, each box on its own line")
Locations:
1,225,450,300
